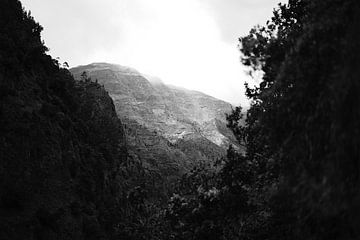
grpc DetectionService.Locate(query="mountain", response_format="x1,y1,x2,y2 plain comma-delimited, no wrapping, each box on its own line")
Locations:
70,63,241,185
1,0,243,239
0,0,244,238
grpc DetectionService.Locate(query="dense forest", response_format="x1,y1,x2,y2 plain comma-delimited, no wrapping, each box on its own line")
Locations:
1,0,359,239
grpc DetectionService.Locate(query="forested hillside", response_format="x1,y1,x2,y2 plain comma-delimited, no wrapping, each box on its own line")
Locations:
0,1,148,239
70,63,240,199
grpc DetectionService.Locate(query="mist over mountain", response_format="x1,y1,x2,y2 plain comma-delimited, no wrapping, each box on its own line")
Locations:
70,63,242,191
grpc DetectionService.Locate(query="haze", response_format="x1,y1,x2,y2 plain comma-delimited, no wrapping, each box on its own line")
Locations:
21,0,284,106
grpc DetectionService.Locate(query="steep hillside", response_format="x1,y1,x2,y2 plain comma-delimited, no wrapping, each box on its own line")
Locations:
71,63,240,178
71,63,237,147
0,2,137,239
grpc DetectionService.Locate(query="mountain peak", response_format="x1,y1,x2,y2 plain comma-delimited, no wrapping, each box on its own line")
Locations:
73,62,141,76
142,74,164,84
70,62,241,154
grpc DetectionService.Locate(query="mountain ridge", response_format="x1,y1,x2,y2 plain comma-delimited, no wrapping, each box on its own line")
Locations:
70,62,242,191
70,62,238,149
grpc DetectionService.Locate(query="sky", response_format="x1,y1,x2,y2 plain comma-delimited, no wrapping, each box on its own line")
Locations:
21,0,285,106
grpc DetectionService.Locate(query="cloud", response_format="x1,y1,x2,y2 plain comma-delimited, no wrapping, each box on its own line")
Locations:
22,0,125,65
202,0,286,43
21,0,282,106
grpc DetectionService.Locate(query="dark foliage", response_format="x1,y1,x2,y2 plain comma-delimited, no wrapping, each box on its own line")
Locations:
160,0,360,239
0,1,149,239
238,0,360,238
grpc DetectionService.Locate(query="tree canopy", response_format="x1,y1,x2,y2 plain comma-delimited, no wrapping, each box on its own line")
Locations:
161,0,360,239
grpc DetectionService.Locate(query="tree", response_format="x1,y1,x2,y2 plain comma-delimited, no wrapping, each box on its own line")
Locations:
233,0,360,239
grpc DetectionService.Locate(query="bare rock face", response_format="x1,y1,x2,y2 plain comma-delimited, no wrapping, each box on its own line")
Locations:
71,63,240,181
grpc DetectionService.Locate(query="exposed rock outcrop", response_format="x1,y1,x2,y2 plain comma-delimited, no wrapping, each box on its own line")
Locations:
71,63,241,185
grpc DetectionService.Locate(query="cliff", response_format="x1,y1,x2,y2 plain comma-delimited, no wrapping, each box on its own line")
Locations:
70,63,241,188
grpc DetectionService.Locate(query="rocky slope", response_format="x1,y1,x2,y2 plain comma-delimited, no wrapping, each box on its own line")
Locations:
71,63,240,180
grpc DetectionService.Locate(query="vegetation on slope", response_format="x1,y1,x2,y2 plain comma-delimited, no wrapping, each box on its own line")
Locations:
0,1,150,239
70,63,240,202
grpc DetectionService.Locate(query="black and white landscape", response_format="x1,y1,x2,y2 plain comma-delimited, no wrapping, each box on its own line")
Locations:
0,0,359,240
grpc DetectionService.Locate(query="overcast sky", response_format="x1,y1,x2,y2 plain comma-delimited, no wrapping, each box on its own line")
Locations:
21,0,284,106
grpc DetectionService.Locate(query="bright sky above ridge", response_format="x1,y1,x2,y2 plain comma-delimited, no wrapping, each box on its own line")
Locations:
21,0,285,106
